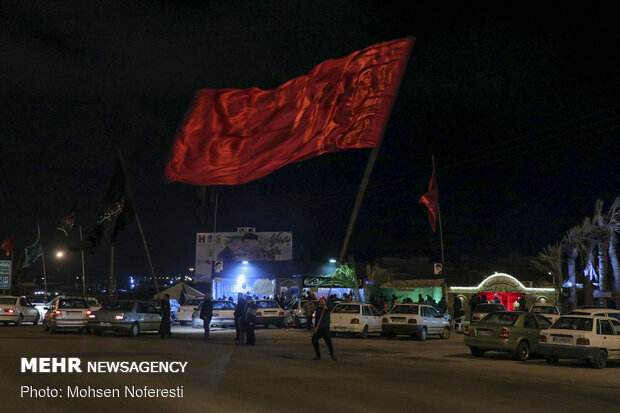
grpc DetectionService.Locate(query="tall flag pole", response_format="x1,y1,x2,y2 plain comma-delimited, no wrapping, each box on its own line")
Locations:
419,156,445,264
79,226,86,297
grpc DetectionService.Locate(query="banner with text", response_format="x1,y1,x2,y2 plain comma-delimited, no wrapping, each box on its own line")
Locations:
195,232,293,282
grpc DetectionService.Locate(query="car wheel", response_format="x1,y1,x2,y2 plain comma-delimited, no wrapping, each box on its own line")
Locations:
440,326,450,339
546,356,559,365
128,323,140,337
516,341,530,361
417,327,427,341
33,313,39,326
360,326,369,339
594,349,607,369
180,321,187,327
470,347,486,357
16,314,23,326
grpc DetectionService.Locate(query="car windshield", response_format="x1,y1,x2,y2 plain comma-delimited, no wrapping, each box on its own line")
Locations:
551,317,594,331
184,299,202,306
531,306,558,314
58,299,87,309
0,298,17,305
475,304,505,313
480,312,519,325
213,301,235,310
333,304,360,314
390,305,418,314
256,301,279,308
101,301,134,312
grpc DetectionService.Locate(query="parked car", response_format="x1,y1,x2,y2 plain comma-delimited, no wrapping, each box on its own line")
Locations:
43,296,91,333
538,315,620,368
88,300,162,336
0,295,40,326
84,296,102,311
471,303,507,323
330,302,382,338
464,311,552,360
568,308,620,322
177,298,203,326
287,299,318,328
382,303,451,341
255,299,286,328
529,304,561,323
192,300,236,328
29,297,52,322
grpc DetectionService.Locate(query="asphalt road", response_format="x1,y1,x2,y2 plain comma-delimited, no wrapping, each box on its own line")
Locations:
1,324,618,413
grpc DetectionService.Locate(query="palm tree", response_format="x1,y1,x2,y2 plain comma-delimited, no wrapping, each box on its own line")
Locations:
602,196,620,291
320,264,361,301
531,243,563,308
561,226,583,308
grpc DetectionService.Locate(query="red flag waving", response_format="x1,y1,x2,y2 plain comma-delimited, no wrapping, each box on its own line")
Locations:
165,38,414,186
419,157,439,232
1,234,14,256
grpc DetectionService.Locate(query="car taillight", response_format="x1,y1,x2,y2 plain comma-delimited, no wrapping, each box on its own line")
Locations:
213,313,219,317
89,313,96,319
576,338,590,346
54,310,62,318
350,318,359,324
257,312,262,316
464,327,469,336
382,317,388,323
499,327,509,339
408,319,417,324
279,311,284,316
114,314,124,321
7,308,15,313
538,334,547,343
86,310,92,316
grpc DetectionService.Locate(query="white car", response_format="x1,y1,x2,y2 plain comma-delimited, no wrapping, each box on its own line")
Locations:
287,299,318,328
529,304,561,323
192,300,236,328
471,303,507,323
177,298,203,326
0,295,40,326
538,315,620,368
255,300,287,328
382,303,451,341
330,302,382,338
568,307,620,322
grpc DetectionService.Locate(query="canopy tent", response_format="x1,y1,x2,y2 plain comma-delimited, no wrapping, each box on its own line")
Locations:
153,282,204,304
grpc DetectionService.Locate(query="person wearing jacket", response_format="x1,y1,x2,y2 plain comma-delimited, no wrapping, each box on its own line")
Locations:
158,294,171,338
303,299,315,330
234,293,246,344
244,296,257,345
200,295,213,339
311,297,336,360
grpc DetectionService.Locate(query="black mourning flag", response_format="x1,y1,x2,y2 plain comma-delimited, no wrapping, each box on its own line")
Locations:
57,202,78,237
87,159,134,250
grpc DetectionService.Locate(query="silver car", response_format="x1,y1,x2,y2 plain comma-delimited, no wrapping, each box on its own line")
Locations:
192,300,236,328
43,297,91,333
88,300,161,336
0,295,40,326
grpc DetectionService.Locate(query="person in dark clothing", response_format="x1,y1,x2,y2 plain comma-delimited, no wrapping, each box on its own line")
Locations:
244,296,257,345
453,296,462,319
200,295,213,339
312,297,336,360
158,294,171,338
517,295,527,311
438,297,448,313
469,294,481,321
480,294,488,304
417,294,425,303
234,293,247,343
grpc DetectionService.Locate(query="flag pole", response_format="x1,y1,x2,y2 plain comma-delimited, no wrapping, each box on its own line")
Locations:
338,37,414,264
117,151,160,297
41,246,48,297
437,204,445,264
79,225,86,296
109,246,114,296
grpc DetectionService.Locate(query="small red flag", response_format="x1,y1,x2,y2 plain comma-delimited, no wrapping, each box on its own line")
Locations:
419,157,439,232
1,234,14,256
165,38,414,186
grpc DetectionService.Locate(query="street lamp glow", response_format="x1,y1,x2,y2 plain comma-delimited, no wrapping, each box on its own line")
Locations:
56,251,64,258
242,261,249,265
329,259,337,263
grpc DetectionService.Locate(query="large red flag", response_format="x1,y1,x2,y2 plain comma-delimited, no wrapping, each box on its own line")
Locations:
165,38,414,185
1,234,14,256
419,157,439,232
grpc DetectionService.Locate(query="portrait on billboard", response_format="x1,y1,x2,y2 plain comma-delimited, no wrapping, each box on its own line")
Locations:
214,261,223,273
198,232,293,263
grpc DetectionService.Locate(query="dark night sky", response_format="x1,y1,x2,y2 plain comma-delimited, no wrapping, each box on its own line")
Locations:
1,1,618,282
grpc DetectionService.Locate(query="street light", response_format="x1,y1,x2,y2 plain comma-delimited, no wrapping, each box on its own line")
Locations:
56,251,64,258
329,259,337,263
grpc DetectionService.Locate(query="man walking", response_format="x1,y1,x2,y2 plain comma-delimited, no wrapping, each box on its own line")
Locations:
200,294,213,339
158,294,171,338
244,296,257,345
303,299,315,330
311,297,336,360
234,293,246,343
